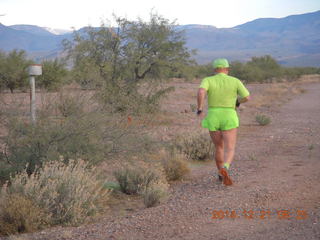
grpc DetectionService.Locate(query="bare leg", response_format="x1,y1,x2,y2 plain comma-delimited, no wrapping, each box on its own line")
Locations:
222,128,238,166
209,131,224,171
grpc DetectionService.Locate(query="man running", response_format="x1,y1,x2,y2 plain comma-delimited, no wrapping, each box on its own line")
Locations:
197,58,250,186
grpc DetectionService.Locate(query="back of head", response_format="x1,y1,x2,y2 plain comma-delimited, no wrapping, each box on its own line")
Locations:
213,58,229,73
213,58,229,69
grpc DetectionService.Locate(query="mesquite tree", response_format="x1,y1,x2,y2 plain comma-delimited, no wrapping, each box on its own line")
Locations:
64,13,194,113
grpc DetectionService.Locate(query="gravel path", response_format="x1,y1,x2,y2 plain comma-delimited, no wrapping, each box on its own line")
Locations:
5,81,320,240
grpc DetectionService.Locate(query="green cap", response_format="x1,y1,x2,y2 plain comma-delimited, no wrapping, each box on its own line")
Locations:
213,58,229,69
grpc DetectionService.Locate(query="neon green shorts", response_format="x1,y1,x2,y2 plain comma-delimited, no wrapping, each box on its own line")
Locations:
201,107,239,131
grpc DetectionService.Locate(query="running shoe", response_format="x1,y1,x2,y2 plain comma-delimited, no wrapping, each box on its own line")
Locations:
219,167,233,186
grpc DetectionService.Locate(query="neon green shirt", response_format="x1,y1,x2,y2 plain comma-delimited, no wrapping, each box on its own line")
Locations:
199,73,250,108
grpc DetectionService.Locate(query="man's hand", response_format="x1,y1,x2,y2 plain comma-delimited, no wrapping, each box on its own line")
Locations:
197,109,205,118
236,99,240,107
197,88,206,112
196,109,204,127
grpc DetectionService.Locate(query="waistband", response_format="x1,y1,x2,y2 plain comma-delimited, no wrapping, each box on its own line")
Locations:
208,107,235,111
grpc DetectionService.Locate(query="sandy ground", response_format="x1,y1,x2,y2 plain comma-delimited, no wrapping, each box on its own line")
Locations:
1,78,320,240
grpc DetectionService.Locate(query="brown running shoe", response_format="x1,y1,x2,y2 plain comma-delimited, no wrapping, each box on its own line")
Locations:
219,168,233,186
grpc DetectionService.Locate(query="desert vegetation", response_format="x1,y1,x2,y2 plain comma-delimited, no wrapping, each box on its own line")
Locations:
191,55,320,82
0,13,196,236
0,50,68,93
0,12,319,238
0,158,109,235
255,114,272,126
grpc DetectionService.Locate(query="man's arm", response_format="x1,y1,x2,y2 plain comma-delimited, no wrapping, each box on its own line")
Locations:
238,95,251,104
197,88,207,111
237,79,250,105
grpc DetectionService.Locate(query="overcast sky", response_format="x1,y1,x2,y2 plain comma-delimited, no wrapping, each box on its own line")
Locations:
0,0,319,30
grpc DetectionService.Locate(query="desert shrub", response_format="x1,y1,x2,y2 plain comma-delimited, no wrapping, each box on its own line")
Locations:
56,91,86,117
114,167,160,195
255,114,271,126
142,183,168,208
0,88,159,182
1,158,109,227
2,114,106,176
196,56,320,84
0,49,31,93
281,67,320,81
0,194,48,235
0,90,107,177
161,150,190,181
0,161,13,184
36,59,68,91
114,164,169,207
174,133,213,161
192,63,214,78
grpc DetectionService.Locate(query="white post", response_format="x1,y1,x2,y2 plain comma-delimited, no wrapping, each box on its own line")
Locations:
29,75,36,124
28,64,42,124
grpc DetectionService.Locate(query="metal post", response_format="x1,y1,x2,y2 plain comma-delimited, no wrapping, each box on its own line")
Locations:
28,64,41,124
29,75,36,123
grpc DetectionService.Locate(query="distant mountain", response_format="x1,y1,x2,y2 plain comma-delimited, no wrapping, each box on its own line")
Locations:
9,24,55,36
0,10,319,66
43,27,72,35
233,10,320,32
176,24,217,30
184,10,320,66
0,23,72,61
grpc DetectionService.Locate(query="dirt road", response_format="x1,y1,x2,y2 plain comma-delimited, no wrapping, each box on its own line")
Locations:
12,81,320,240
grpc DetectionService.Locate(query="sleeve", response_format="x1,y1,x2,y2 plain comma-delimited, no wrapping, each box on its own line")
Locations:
199,77,209,91
237,80,250,98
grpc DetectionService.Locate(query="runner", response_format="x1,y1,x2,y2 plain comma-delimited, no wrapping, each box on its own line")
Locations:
196,58,250,186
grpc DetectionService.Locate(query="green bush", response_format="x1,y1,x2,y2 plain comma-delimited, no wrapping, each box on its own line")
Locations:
196,56,320,84
0,49,31,93
36,59,68,91
255,114,271,126
1,158,109,228
229,56,280,83
0,89,160,183
2,114,106,176
174,133,213,161
0,91,107,178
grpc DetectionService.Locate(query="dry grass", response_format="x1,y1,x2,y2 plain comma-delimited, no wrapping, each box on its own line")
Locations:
160,150,190,181
174,133,213,161
297,74,320,83
248,82,307,108
143,183,168,208
0,194,48,236
7,235,31,240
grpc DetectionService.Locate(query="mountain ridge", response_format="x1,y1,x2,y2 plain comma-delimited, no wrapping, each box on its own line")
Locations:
9,24,56,36
0,10,319,66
